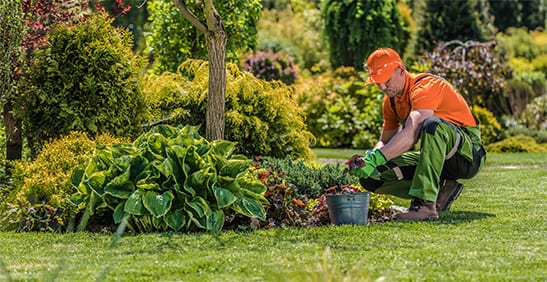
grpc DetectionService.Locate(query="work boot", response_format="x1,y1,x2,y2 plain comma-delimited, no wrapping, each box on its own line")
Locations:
436,180,464,212
395,198,438,221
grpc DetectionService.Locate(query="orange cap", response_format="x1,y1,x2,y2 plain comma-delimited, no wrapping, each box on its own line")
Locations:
364,48,403,85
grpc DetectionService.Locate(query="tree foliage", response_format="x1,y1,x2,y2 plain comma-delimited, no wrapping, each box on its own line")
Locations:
0,0,25,105
146,0,262,74
412,0,495,57
322,0,409,70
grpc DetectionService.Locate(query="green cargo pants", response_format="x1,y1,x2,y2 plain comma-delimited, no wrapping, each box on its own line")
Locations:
360,116,486,202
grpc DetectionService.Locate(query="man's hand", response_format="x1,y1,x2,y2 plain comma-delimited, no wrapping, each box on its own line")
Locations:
344,149,387,179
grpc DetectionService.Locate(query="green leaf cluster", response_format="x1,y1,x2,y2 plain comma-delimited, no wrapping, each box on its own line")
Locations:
19,13,148,155
70,124,267,233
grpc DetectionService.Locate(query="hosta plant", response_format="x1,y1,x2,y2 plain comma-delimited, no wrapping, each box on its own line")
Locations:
69,124,267,233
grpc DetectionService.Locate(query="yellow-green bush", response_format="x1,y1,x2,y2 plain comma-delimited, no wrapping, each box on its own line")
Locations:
1,132,128,232
473,106,503,145
486,135,547,153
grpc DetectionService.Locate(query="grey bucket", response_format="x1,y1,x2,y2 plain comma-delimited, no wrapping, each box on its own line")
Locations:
326,192,370,225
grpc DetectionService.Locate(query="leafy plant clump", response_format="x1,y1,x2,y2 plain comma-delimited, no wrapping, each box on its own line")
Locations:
70,124,268,233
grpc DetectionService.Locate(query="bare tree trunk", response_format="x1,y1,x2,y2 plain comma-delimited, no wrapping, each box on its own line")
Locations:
3,101,22,160
204,26,226,141
172,0,227,141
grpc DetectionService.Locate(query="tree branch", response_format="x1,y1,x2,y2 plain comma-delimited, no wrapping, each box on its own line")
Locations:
171,0,208,34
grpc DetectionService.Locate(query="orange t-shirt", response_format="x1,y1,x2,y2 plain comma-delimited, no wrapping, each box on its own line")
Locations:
382,73,477,131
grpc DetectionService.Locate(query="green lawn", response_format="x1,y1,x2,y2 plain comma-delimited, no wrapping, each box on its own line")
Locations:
1,152,546,281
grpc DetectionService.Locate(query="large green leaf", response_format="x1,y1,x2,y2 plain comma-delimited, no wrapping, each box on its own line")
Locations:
220,159,251,178
210,139,236,157
207,209,225,232
147,132,169,159
213,186,237,208
164,209,186,231
68,192,87,207
129,154,149,179
237,174,267,194
187,167,216,198
84,171,109,197
231,196,266,220
70,164,85,188
143,191,174,218
186,196,211,218
113,203,126,224
125,190,146,216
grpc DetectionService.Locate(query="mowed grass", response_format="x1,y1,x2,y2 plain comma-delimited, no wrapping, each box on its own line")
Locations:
0,152,545,281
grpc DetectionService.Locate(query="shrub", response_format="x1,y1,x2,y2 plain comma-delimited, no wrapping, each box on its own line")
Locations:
257,6,328,72
142,60,315,160
0,132,127,232
473,106,503,145
261,156,353,199
295,67,383,149
19,13,147,156
505,127,547,144
242,51,298,85
486,135,547,153
419,40,512,117
519,95,547,130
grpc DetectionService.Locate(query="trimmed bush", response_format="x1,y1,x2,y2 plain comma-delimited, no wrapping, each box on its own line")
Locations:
19,14,147,156
486,135,547,153
473,106,503,145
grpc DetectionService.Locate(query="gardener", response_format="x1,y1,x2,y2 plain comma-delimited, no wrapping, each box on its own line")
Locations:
345,47,486,221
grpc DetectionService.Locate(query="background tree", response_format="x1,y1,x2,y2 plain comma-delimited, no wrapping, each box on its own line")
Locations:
411,0,496,58
0,0,25,161
488,0,521,33
520,0,547,30
147,0,261,74
1,0,90,161
322,0,409,70
163,0,261,141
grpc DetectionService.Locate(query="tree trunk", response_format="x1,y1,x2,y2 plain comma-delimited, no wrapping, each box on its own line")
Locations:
205,29,227,141
3,101,22,160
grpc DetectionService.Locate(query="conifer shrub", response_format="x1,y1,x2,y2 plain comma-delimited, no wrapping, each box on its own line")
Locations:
142,59,314,160
19,13,147,156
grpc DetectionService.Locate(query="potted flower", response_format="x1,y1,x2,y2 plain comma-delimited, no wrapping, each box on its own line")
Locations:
311,184,370,226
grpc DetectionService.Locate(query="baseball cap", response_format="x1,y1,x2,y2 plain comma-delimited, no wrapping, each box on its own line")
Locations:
364,48,403,85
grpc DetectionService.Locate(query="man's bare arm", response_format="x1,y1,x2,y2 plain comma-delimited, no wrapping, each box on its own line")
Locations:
378,109,434,160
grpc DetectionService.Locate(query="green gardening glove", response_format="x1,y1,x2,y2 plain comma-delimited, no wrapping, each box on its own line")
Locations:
347,149,387,179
